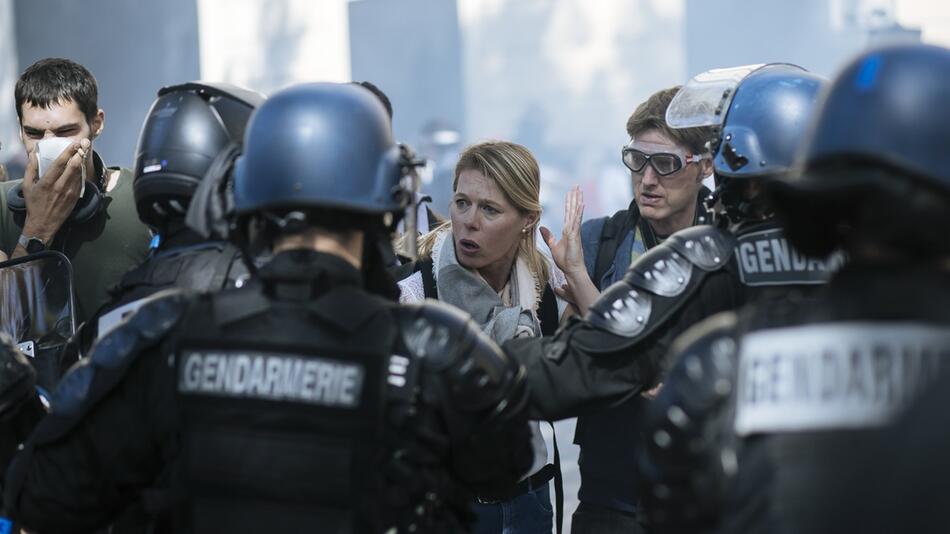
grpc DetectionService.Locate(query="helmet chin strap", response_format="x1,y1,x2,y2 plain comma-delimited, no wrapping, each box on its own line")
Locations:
708,176,765,228
702,185,725,227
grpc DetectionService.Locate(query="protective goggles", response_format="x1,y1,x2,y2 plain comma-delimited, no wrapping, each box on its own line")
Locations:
622,146,709,176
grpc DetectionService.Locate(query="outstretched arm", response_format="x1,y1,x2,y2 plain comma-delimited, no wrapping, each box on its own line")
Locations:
505,250,742,421
504,315,668,421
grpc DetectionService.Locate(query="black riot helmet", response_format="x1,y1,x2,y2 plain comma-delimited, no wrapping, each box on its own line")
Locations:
133,82,264,229
770,44,950,258
232,82,417,233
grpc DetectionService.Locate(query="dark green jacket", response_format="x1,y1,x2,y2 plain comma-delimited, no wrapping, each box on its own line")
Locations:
0,167,151,323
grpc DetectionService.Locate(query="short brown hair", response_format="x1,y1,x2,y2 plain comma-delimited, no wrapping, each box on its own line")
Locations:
15,58,99,123
626,86,713,154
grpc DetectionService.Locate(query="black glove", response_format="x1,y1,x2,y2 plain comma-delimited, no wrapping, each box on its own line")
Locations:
0,338,47,480
0,341,35,416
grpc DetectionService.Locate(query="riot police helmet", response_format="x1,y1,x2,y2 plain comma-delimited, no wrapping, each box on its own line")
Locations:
667,63,826,223
232,82,411,232
134,82,264,229
770,44,950,258
714,64,826,180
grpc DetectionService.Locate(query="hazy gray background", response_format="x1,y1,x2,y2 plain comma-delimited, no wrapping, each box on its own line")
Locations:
3,0,947,226
1,1,948,531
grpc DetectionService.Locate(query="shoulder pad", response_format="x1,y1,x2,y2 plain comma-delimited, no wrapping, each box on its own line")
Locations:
37,290,189,442
640,311,741,526
584,236,736,351
627,244,693,297
666,225,736,272
586,279,653,338
665,311,741,410
644,312,740,452
628,226,735,298
394,301,522,414
124,289,190,342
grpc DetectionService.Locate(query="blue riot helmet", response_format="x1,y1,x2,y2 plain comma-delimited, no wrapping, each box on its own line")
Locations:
714,65,825,179
770,44,950,258
134,82,264,229
234,82,407,217
667,64,826,224
232,82,421,256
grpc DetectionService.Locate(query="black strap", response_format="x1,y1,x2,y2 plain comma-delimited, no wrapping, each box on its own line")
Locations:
592,188,712,289
548,421,564,534
538,284,559,336
208,245,242,290
592,208,637,291
390,258,439,299
541,282,563,534
418,258,438,299
637,214,662,250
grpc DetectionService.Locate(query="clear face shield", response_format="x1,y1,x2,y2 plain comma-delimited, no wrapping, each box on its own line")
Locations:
0,252,77,391
666,64,767,222
666,64,765,130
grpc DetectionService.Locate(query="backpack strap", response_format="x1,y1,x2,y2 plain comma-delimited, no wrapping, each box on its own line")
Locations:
418,258,437,299
592,208,637,290
207,244,243,290
538,284,560,336
391,258,439,300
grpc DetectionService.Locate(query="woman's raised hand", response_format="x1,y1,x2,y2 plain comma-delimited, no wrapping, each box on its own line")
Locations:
541,186,601,315
540,186,585,277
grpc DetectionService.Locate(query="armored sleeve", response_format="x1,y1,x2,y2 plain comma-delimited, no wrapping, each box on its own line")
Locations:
638,311,742,533
395,301,534,494
3,291,187,533
0,337,47,484
506,226,742,420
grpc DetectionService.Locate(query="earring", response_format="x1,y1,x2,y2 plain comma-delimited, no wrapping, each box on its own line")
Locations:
521,226,529,234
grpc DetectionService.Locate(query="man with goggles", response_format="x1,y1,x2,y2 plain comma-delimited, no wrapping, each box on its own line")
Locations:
634,64,837,532
640,49,950,534
533,86,715,534
508,66,827,534
517,65,829,534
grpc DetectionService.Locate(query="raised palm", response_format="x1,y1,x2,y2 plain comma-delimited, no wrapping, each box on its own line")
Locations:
541,186,585,277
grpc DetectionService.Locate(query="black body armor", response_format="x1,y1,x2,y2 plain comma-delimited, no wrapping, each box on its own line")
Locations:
171,251,530,532
4,251,531,534
640,265,950,534
91,230,246,344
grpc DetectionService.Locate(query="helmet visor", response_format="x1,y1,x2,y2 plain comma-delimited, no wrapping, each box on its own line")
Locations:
666,64,765,129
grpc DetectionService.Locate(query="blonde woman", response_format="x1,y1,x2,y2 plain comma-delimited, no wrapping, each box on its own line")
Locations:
395,140,569,533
